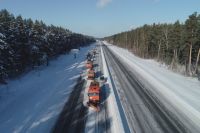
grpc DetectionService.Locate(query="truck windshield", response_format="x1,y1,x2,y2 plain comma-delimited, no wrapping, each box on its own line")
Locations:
88,93,99,96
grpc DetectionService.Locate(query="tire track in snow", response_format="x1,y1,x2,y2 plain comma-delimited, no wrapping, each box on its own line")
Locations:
103,45,189,133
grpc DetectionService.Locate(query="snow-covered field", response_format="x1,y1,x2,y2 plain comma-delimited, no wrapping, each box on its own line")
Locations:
0,45,94,133
104,41,200,131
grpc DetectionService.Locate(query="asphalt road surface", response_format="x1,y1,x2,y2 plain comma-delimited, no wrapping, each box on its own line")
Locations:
103,45,192,133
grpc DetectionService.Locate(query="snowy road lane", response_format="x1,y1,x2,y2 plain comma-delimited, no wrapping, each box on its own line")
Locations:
103,45,192,133
85,45,110,133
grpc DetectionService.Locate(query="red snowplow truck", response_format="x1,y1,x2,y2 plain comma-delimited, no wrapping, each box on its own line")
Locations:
87,81,100,107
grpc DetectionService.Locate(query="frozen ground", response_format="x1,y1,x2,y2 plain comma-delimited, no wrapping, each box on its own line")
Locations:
104,41,200,132
0,45,94,133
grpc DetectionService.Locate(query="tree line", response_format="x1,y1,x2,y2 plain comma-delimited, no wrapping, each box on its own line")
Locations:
105,12,200,77
0,9,95,83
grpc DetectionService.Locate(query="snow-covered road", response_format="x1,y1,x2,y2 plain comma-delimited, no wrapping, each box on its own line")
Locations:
0,45,94,133
103,41,200,133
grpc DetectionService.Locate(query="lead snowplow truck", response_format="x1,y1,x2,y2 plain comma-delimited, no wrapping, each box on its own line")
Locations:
87,81,100,111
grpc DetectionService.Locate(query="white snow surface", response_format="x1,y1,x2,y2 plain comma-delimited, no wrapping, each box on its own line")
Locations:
104,41,200,130
100,45,125,133
0,45,94,133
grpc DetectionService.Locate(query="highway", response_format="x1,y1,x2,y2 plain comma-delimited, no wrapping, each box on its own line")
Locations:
102,45,191,133
52,43,195,133
84,45,110,133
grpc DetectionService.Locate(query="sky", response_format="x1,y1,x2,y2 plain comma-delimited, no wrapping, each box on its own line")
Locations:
0,0,200,37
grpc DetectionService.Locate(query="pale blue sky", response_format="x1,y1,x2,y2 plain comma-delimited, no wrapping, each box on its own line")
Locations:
0,0,200,37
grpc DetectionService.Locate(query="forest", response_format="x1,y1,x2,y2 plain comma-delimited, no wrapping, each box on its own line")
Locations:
0,9,95,83
105,12,200,77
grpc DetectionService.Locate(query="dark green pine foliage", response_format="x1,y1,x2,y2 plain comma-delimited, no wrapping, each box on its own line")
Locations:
105,12,200,76
168,21,183,69
0,9,95,83
184,12,199,75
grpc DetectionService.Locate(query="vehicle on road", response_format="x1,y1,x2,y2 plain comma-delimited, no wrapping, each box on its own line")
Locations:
87,81,100,108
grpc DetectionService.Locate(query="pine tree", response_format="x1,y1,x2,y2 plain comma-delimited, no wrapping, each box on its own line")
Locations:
185,12,199,75
0,9,95,82
105,12,200,77
169,21,182,69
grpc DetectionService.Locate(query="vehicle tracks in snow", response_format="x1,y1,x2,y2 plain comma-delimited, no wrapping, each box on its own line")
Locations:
103,45,189,133
52,77,88,133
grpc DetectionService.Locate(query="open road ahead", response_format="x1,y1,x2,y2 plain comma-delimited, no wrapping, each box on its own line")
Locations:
103,45,197,133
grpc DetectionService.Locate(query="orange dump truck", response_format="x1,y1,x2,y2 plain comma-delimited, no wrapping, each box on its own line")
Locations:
87,69,95,80
87,81,100,105
86,61,93,69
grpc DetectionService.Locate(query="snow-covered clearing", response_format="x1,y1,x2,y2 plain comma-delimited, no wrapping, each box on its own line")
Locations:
0,45,94,133
104,41,200,131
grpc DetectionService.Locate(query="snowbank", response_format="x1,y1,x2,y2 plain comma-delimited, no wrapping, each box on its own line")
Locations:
0,45,94,133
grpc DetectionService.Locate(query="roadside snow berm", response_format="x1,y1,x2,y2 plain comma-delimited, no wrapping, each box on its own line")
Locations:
87,80,100,111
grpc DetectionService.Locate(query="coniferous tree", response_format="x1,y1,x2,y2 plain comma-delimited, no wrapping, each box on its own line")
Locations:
105,12,200,76
185,12,199,75
0,9,95,82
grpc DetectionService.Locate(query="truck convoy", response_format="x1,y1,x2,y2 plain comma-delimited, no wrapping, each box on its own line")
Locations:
85,48,101,111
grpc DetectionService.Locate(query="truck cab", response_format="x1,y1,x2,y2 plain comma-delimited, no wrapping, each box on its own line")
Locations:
88,81,100,104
